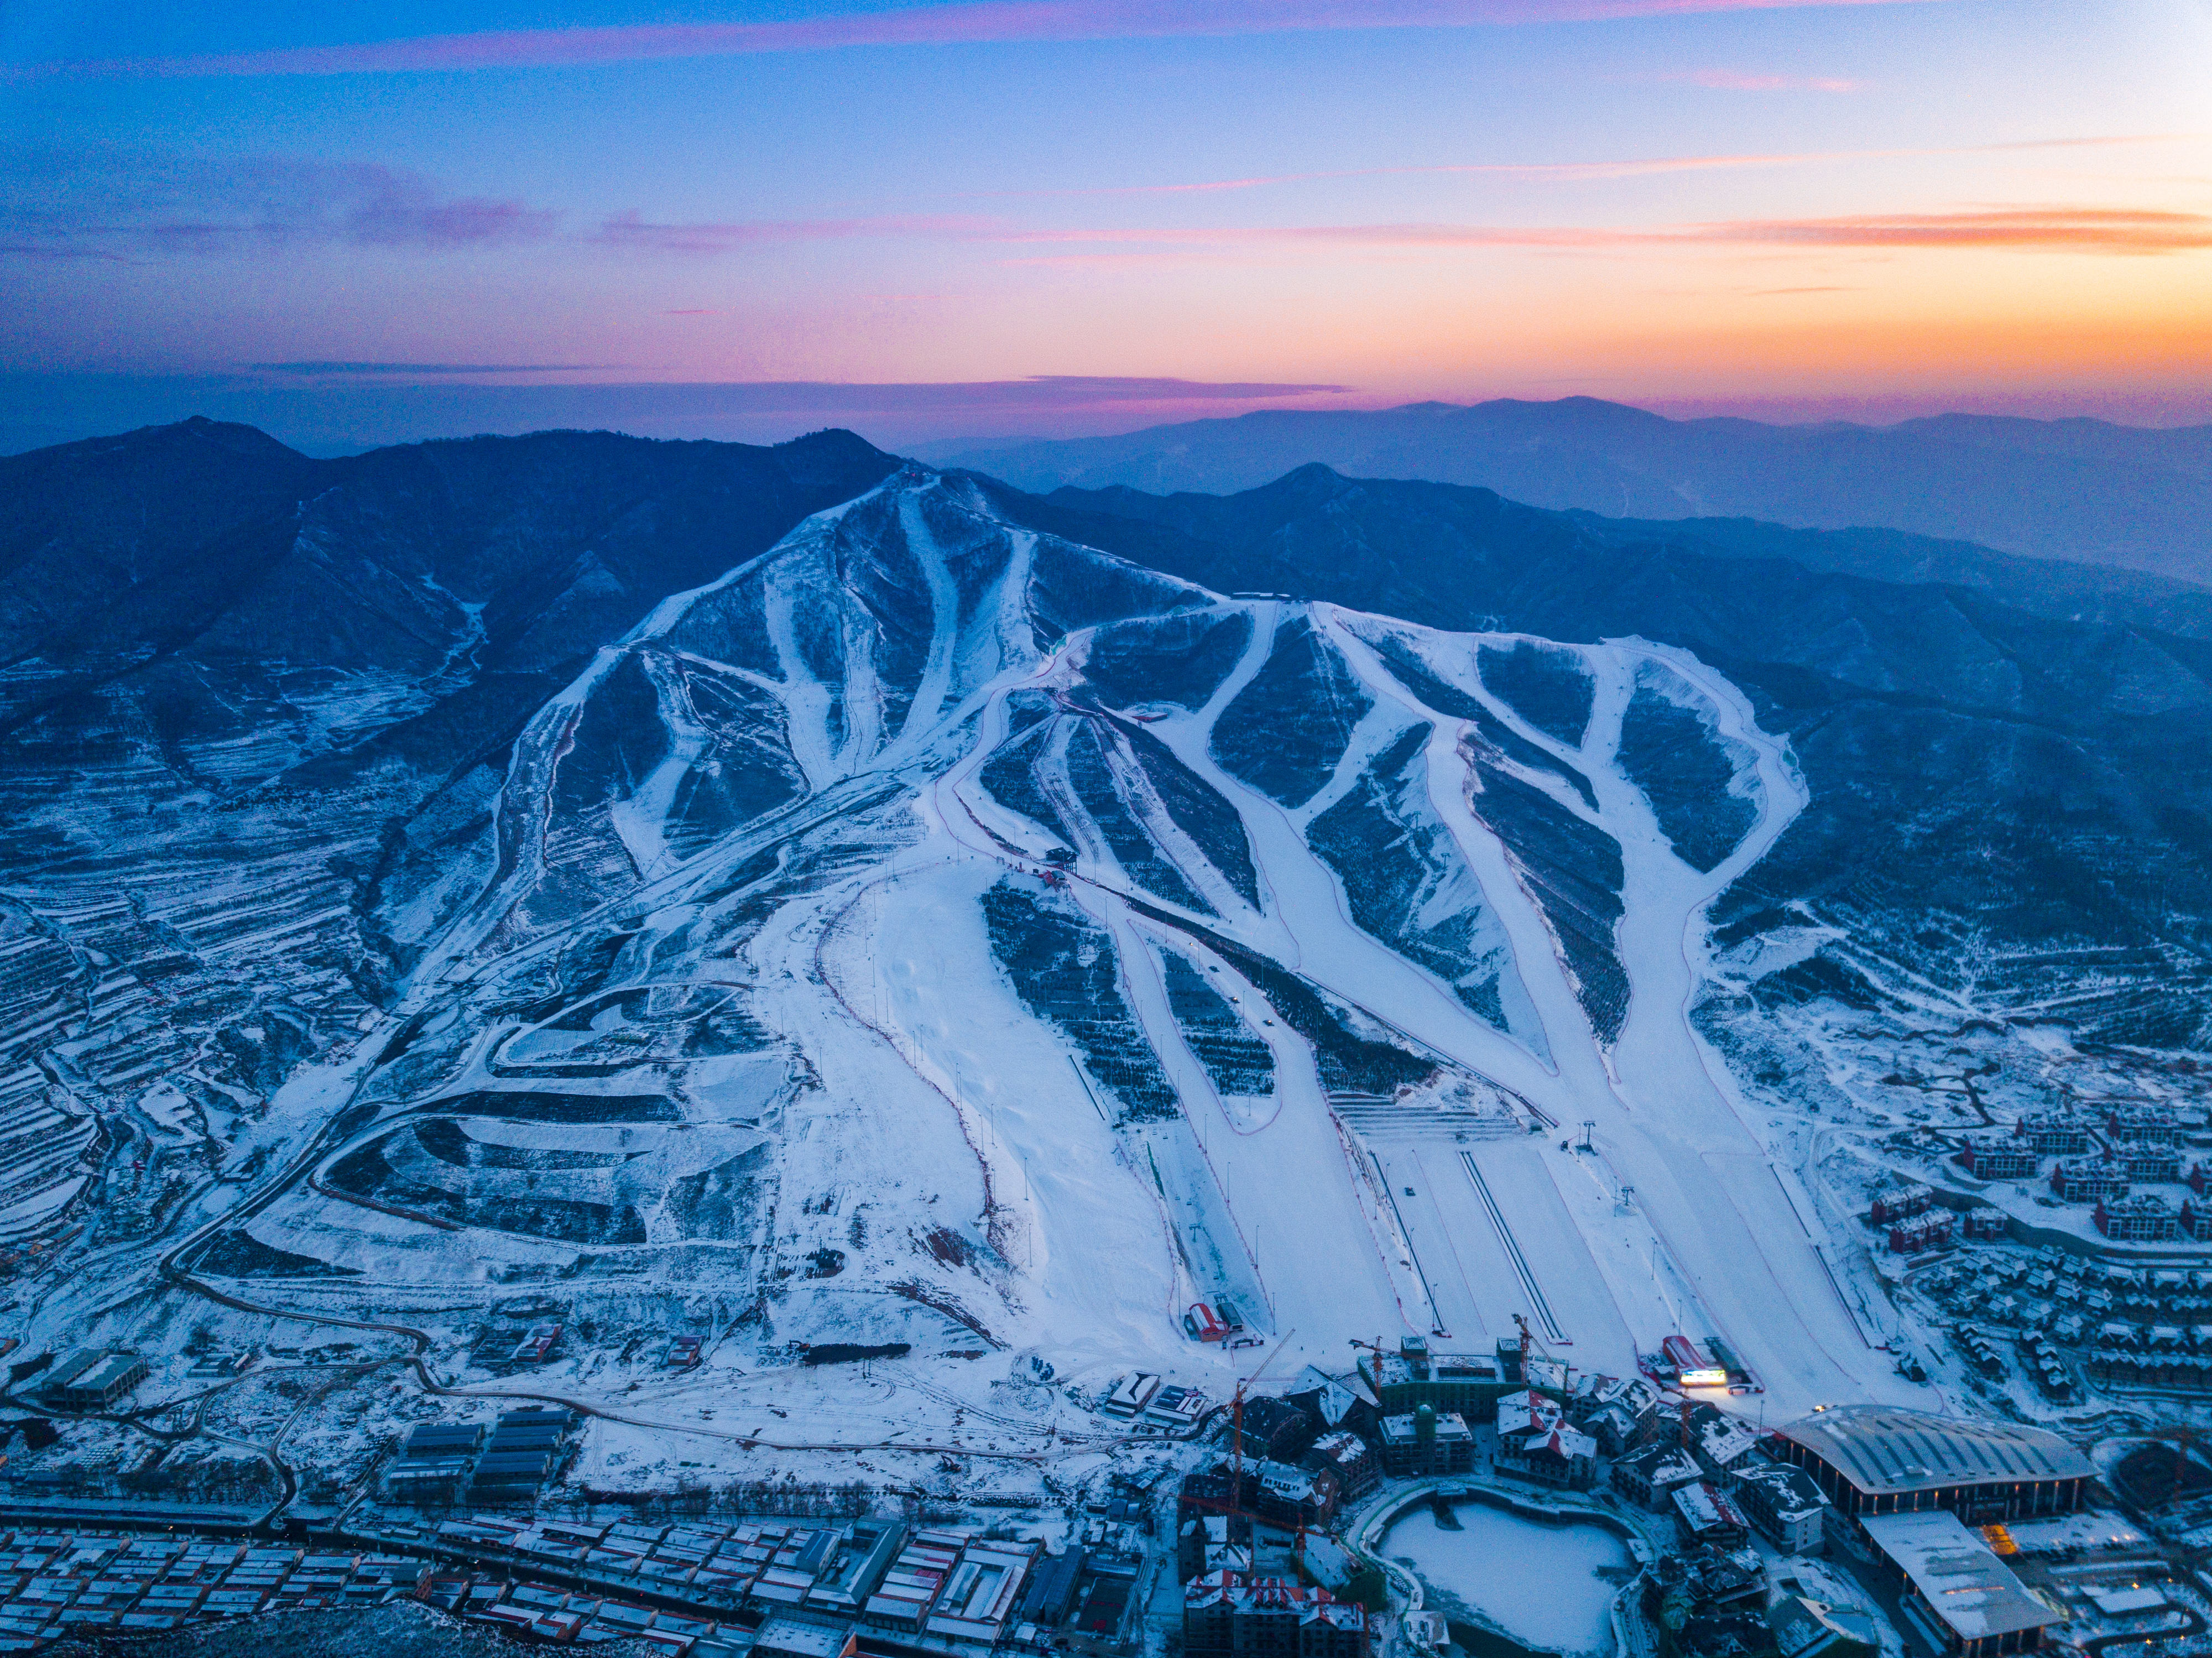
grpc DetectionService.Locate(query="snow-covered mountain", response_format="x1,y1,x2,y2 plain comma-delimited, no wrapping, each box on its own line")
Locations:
82,462,1896,1407
6,425,2209,1447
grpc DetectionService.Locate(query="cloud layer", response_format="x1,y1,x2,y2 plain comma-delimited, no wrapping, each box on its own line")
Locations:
0,152,555,259
27,0,1948,79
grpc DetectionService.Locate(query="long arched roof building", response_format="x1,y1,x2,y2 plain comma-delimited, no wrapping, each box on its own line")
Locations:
1770,1406,2093,1525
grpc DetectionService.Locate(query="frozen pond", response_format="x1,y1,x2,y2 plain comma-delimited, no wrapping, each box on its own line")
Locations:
1384,1500,1630,1658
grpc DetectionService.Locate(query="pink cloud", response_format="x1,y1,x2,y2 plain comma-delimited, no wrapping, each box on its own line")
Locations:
592,204,2212,259
1673,69,1861,90
24,0,1954,79
978,133,2187,199
593,210,998,254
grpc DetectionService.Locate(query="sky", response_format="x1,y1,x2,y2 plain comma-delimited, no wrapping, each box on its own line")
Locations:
3,0,2210,452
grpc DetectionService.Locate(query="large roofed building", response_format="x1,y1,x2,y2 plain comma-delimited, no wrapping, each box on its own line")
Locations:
1770,1407,2091,1524
1863,1513,2063,1658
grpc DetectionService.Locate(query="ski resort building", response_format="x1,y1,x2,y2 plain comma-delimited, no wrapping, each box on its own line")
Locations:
1673,1482,1751,1549
1869,1184,1933,1226
1957,1141,2038,1181
2049,1159,2131,1203
1499,1422,1598,1489
2181,1200,2212,1243
1613,1443,1705,1510
1359,1344,1510,1421
1255,1461,1340,1529
2105,1106,2182,1145
1888,1215,1954,1255
1228,1397,1319,1465
1729,1459,1829,1555
1862,1513,2062,1658
2013,1114,2091,1155
2095,1195,2179,1242
2120,1146,2183,1184
1377,1407,1475,1477
1183,1573,1367,1658
1770,1407,2092,1526
1303,1431,1378,1501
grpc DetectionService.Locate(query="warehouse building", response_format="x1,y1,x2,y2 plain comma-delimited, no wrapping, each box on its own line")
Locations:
1770,1407,2090,1525
40,1351,147,1410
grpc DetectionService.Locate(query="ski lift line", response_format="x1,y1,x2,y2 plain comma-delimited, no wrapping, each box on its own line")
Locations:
1069,1056,1111,1124
1326,1106,1429,1338
1809,1244,1879,1351
1370,1150,1447,1337
1767,1162,1820,1240
1458,1149,1566,1344
1415,1145,1493,1338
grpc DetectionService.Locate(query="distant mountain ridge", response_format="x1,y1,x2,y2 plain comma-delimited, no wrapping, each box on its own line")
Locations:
933,398,2212,583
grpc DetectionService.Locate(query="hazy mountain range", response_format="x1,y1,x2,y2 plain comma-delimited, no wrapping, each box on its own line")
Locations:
934,398,2212,583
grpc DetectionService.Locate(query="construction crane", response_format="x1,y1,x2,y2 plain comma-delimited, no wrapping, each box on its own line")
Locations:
1513,1312,1558,1380
1346,1336,1391,1392
1181,1328,1298,1571
1228,1327,1297,1495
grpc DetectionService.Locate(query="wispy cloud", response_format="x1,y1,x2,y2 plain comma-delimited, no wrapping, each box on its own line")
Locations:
591,203,2212,258
1668,69,1860,91
971,133,2194,200
18,0,1954,80
0,151,556,259
592,210,995,254
0,240,135,262
254,361,612,374
1692,206,2212,252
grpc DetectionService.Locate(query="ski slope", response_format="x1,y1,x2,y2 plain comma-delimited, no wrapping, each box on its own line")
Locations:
175,466,1929,1420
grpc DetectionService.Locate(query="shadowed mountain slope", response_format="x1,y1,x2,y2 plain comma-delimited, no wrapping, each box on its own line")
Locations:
979,464,2212,1047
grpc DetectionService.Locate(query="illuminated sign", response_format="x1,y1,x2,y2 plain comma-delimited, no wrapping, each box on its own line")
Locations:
1678,1366,1729,1387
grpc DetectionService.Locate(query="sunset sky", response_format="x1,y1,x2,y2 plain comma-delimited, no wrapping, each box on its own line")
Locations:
4,0,2210,449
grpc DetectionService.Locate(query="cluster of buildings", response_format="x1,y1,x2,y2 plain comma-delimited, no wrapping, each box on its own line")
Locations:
1767,1406,2098,1657
1943,1105,2212,1245
2091,1192,2212,1243
396,1510,1138,1650
1611,1404,1827,1558
1866,1183,1958,1254
1918,1245,2212,1393
1182,1573,1365,1658
0,1531,434,1650
385,1406,577,1506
